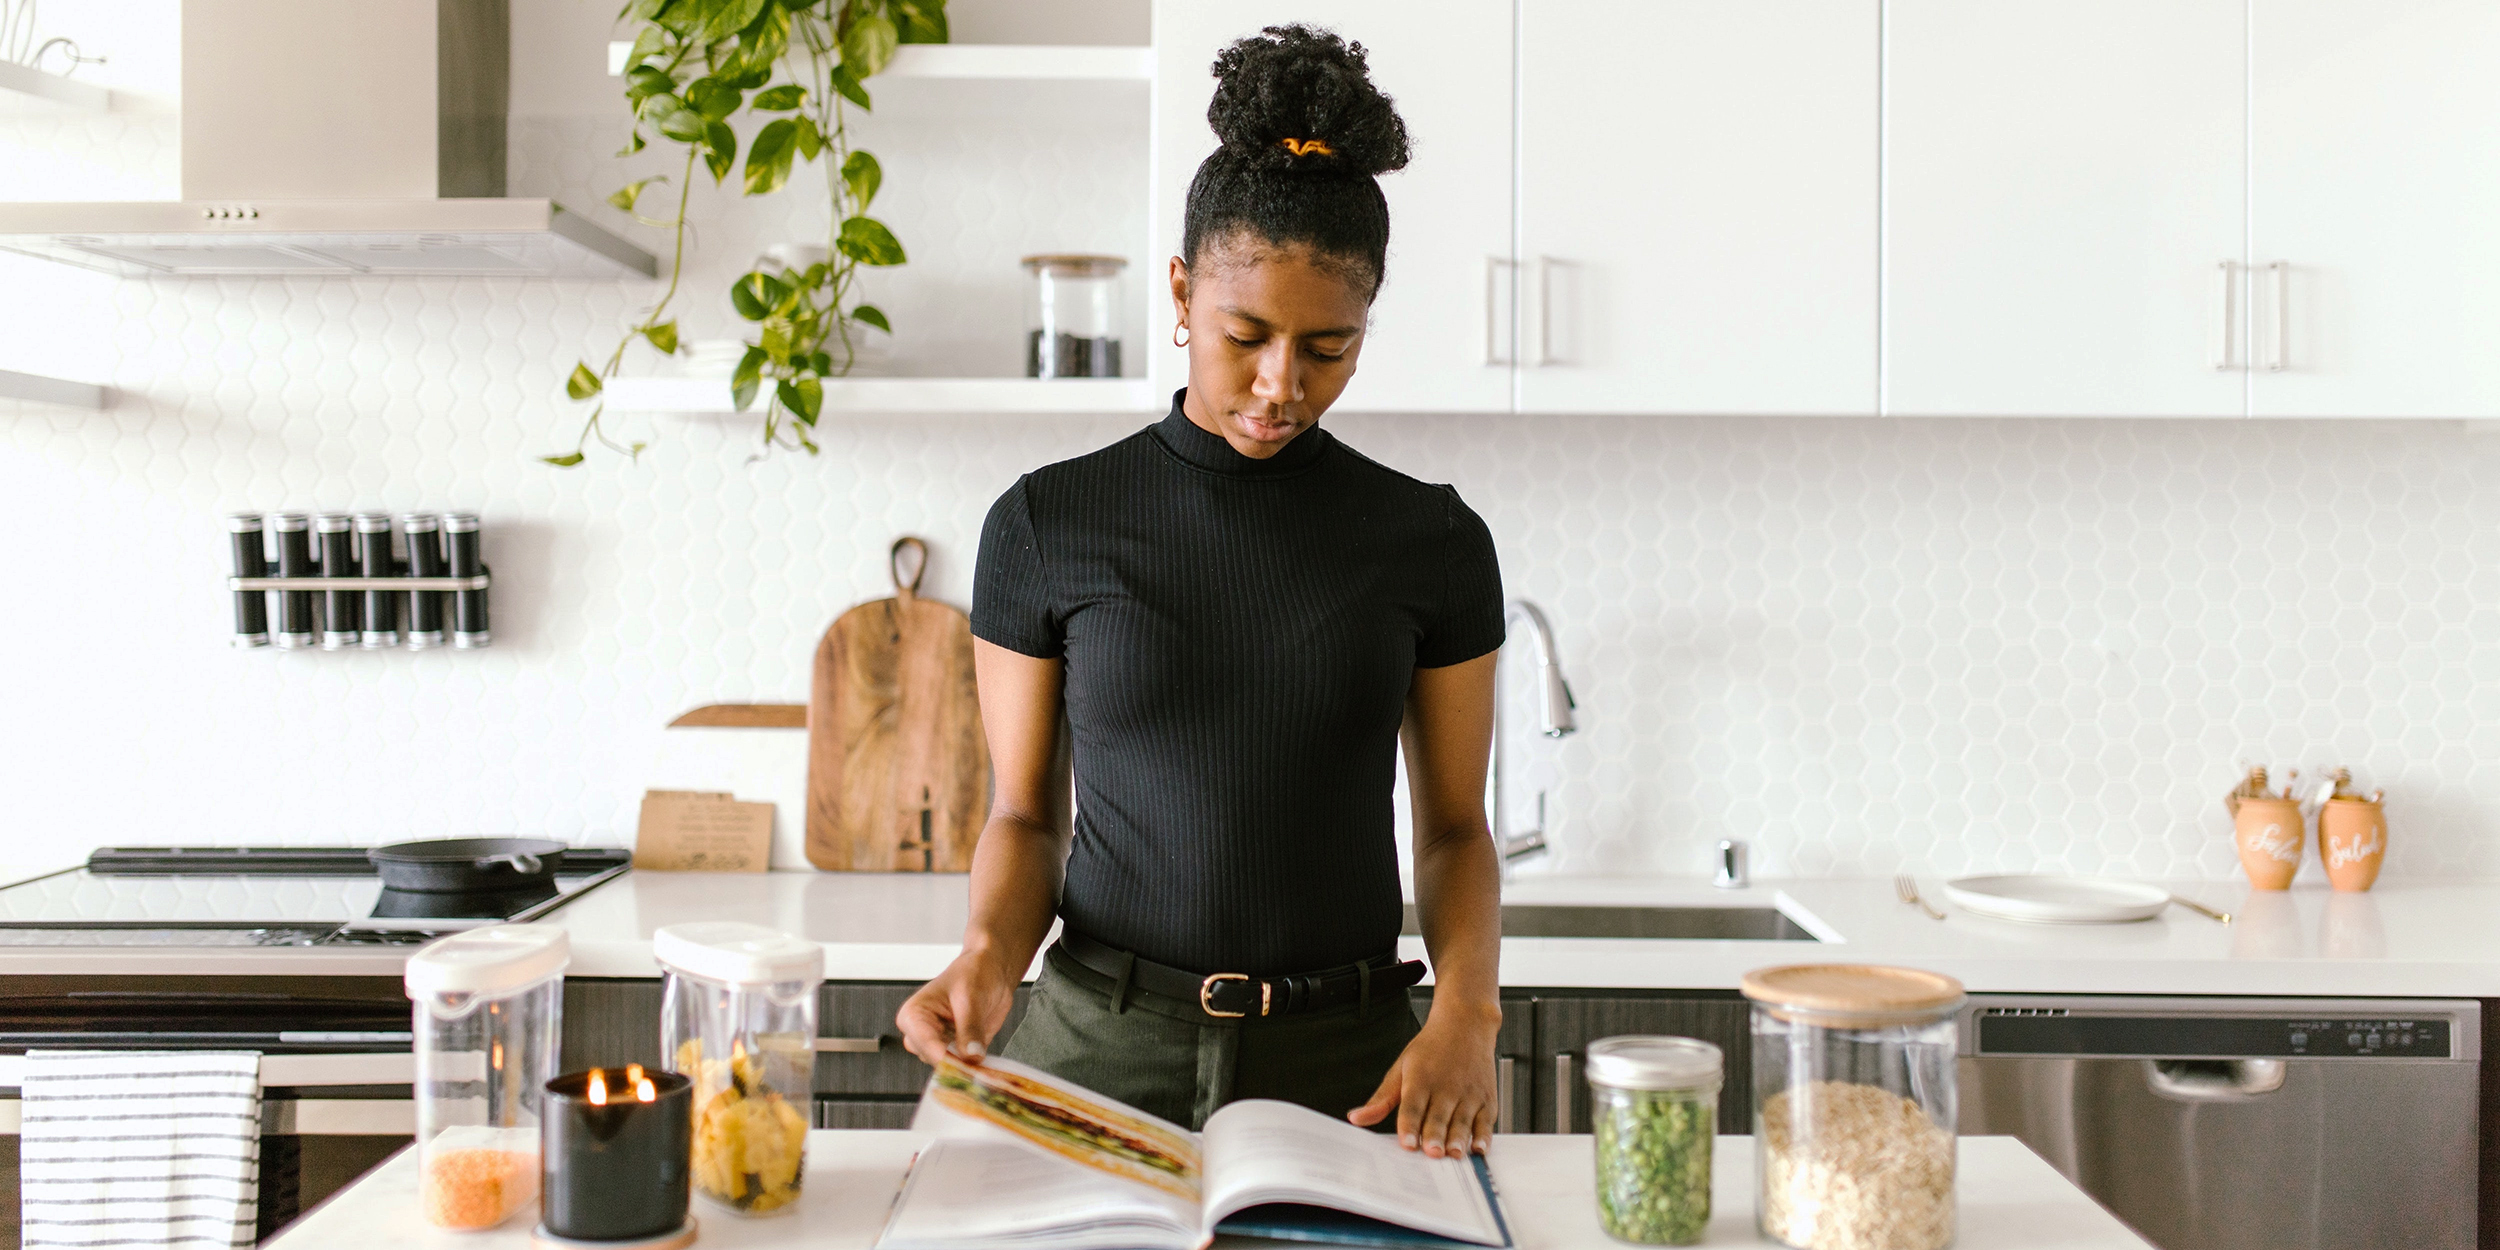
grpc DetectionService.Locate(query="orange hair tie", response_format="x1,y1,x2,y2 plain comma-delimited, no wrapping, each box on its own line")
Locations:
1279,137,1335,158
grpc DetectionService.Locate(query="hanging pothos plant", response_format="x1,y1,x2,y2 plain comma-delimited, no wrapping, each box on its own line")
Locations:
546,0,945,465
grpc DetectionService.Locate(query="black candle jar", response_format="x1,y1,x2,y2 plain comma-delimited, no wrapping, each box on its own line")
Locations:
541,1067,693,1243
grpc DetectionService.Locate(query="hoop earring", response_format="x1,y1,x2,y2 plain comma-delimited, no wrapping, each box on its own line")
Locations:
1172,322,1190,348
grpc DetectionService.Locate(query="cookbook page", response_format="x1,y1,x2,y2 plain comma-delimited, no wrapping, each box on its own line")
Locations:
1200,1100,1508,1246
874,1138,1200,1250
914,1054,1205,1202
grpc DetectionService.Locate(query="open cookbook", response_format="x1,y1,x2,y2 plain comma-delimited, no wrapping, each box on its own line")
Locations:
872,1054,1513,1250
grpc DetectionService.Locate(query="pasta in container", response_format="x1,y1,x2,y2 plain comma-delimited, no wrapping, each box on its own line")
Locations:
655,922,823,1216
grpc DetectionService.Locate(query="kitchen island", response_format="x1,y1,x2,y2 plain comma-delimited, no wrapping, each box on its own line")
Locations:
265,1130,2154,1249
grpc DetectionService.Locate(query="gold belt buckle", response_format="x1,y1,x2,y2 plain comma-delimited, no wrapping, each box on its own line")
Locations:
1200,972,1250,1018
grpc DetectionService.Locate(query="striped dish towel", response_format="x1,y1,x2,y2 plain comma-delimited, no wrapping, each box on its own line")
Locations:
19,1050,261,1250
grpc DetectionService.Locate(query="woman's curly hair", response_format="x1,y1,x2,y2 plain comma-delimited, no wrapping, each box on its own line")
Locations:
1181,24,1412,298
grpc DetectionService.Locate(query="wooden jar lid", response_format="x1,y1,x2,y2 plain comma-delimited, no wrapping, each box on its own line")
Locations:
1740,964,1965,1026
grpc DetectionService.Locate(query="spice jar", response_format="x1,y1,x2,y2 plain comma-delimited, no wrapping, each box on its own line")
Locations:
655,921,821,1217
1742,965,1963,1250
1022,254,1126,378
1588,1036,1721,1245
405,924,570,1231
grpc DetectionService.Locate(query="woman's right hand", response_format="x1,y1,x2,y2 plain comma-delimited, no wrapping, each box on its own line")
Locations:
897,947,1020,1066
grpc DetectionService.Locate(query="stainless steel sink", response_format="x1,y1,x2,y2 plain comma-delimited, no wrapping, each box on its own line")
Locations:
1400,903,1817,941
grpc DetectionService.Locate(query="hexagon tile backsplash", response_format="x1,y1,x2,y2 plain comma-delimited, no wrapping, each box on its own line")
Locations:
5,104,2500,882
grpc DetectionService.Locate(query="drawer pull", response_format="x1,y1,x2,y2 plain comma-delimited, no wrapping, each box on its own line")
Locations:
813,1036,884,1053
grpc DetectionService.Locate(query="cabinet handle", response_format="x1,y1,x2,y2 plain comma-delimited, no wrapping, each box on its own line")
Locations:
1531,256,1556,367
1483,257,1516,366
1553,1052,1574,1134
2265,260,2290,372
813,1036,884,1053
1495,1056,1516,1133
2212,260,2239,371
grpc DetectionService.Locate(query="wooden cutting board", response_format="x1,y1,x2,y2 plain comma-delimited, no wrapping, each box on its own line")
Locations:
804,537,991,872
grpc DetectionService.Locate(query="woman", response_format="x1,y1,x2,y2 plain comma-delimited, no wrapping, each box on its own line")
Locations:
897,25,1505,1159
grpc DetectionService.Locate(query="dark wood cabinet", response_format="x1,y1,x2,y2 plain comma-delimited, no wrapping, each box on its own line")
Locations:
1530,991,1752,1135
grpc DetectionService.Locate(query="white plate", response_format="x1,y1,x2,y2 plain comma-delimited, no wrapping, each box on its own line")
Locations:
1941,875,2171,924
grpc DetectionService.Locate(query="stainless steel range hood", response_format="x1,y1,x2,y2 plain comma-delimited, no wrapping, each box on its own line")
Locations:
0,0,657,279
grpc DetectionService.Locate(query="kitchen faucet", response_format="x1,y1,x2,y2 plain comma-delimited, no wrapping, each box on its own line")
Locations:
1489,599,1575,873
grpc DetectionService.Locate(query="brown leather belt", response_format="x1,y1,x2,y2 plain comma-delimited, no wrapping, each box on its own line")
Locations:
1055,929,1426,1021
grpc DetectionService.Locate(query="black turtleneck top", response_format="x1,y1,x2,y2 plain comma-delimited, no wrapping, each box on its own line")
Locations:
972,392,1506,976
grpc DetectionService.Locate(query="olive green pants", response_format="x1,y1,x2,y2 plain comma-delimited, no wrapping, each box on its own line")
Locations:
999,945,1422,1130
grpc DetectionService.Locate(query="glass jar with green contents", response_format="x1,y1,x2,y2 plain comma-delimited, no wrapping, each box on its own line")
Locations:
1587,1036,1723,1245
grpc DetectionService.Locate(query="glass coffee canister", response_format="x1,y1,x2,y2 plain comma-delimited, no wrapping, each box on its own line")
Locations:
1023,253,1126,378
1741,964,1965,1250
655,921,822,1217
405,924,570,1231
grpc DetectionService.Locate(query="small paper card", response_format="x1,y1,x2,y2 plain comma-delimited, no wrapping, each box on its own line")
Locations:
634,790,773,872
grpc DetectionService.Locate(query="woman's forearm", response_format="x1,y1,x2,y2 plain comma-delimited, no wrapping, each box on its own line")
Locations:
1410,820,1503,1026
958,811,1070,975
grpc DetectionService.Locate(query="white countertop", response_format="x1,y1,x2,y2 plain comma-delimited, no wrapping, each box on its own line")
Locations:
263,1131,2153,1250
7,868,2500,998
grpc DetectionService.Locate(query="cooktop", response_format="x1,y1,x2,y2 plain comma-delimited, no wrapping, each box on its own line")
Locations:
0,846,632,947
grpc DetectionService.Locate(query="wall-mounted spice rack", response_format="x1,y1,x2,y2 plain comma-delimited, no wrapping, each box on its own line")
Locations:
226,512,490,651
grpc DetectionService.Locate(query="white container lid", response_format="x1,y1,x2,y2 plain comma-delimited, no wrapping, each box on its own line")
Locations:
405,924,571,1000
653,921,824,988
1585,1035,1724,1092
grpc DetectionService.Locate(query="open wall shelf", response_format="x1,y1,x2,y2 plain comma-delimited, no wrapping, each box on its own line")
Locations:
606,43,1151,81
601,376,1159,416
0,62,111,110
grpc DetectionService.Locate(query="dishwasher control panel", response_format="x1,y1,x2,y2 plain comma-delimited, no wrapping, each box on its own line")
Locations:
1975,1008,2458,1059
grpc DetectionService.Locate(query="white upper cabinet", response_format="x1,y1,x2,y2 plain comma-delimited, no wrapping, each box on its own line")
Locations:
2250,0,2500,418
1517,0,1879,417
1151,1,1517,413
1883,0,2249,418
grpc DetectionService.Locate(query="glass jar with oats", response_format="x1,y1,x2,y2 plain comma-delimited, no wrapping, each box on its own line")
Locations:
1741,964,1964,1250
655,922,822,1217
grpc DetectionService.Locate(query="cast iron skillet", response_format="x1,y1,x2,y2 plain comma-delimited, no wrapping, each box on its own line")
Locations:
367,837,568,894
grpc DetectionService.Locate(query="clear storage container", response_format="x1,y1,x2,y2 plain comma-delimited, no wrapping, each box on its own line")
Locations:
1742,964,1964,1250
1588,1036,1722,1245
655,921,822,1217
1023,253,1127,378
405,924,570,1231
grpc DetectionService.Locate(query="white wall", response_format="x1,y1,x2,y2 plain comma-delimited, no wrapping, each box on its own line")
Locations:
2,1,2495,883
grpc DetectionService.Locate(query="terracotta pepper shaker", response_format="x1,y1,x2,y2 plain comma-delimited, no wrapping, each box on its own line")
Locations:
2227,766,2303,890
2317,768,2387,892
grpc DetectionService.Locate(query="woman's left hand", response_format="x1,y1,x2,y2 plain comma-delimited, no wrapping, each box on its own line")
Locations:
1347,1003,1503,1157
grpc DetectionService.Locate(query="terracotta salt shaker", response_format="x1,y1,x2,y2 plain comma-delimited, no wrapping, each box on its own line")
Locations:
2319,785,2387,893
2226,768,2302,891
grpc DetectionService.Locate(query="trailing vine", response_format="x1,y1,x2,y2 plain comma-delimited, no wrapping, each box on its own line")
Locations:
547,0,944,465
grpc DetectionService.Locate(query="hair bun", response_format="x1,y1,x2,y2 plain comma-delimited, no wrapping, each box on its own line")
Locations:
1207,24,1410,178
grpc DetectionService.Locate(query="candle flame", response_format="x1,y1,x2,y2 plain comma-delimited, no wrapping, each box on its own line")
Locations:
626,1063,656,1102
491,1040,504,1071
587,1069,608,1106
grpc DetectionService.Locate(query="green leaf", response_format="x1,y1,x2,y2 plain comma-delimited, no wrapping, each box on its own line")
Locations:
702,0,766,42
643,320,680,354
616,127,646,157
704,120,737,182
686,76,743,121
623,24,668,70
809,350,835,374
622,0,669,24
625,66,675,104
836,215,906,265
606,176,663,212
731,346,766,410
541,451,587,467
894,0,947,43
760,319,793,358
826,63,872,109
791,113,823,162
851,303,891,332
654,104,707,143
566,363,603,400
729,271,790,320
752,83,804,110
840,149,881,209
744,118,797,195
841,11,898,77
778,376,823,423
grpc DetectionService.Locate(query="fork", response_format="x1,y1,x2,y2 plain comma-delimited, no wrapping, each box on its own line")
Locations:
1895,875,1947,920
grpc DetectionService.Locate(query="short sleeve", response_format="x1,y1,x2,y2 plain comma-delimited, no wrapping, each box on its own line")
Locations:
970,476,1065,659
1415,487,1505,668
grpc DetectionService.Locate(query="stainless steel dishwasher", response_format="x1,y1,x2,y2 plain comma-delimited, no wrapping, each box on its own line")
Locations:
1958,995,2480,1250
